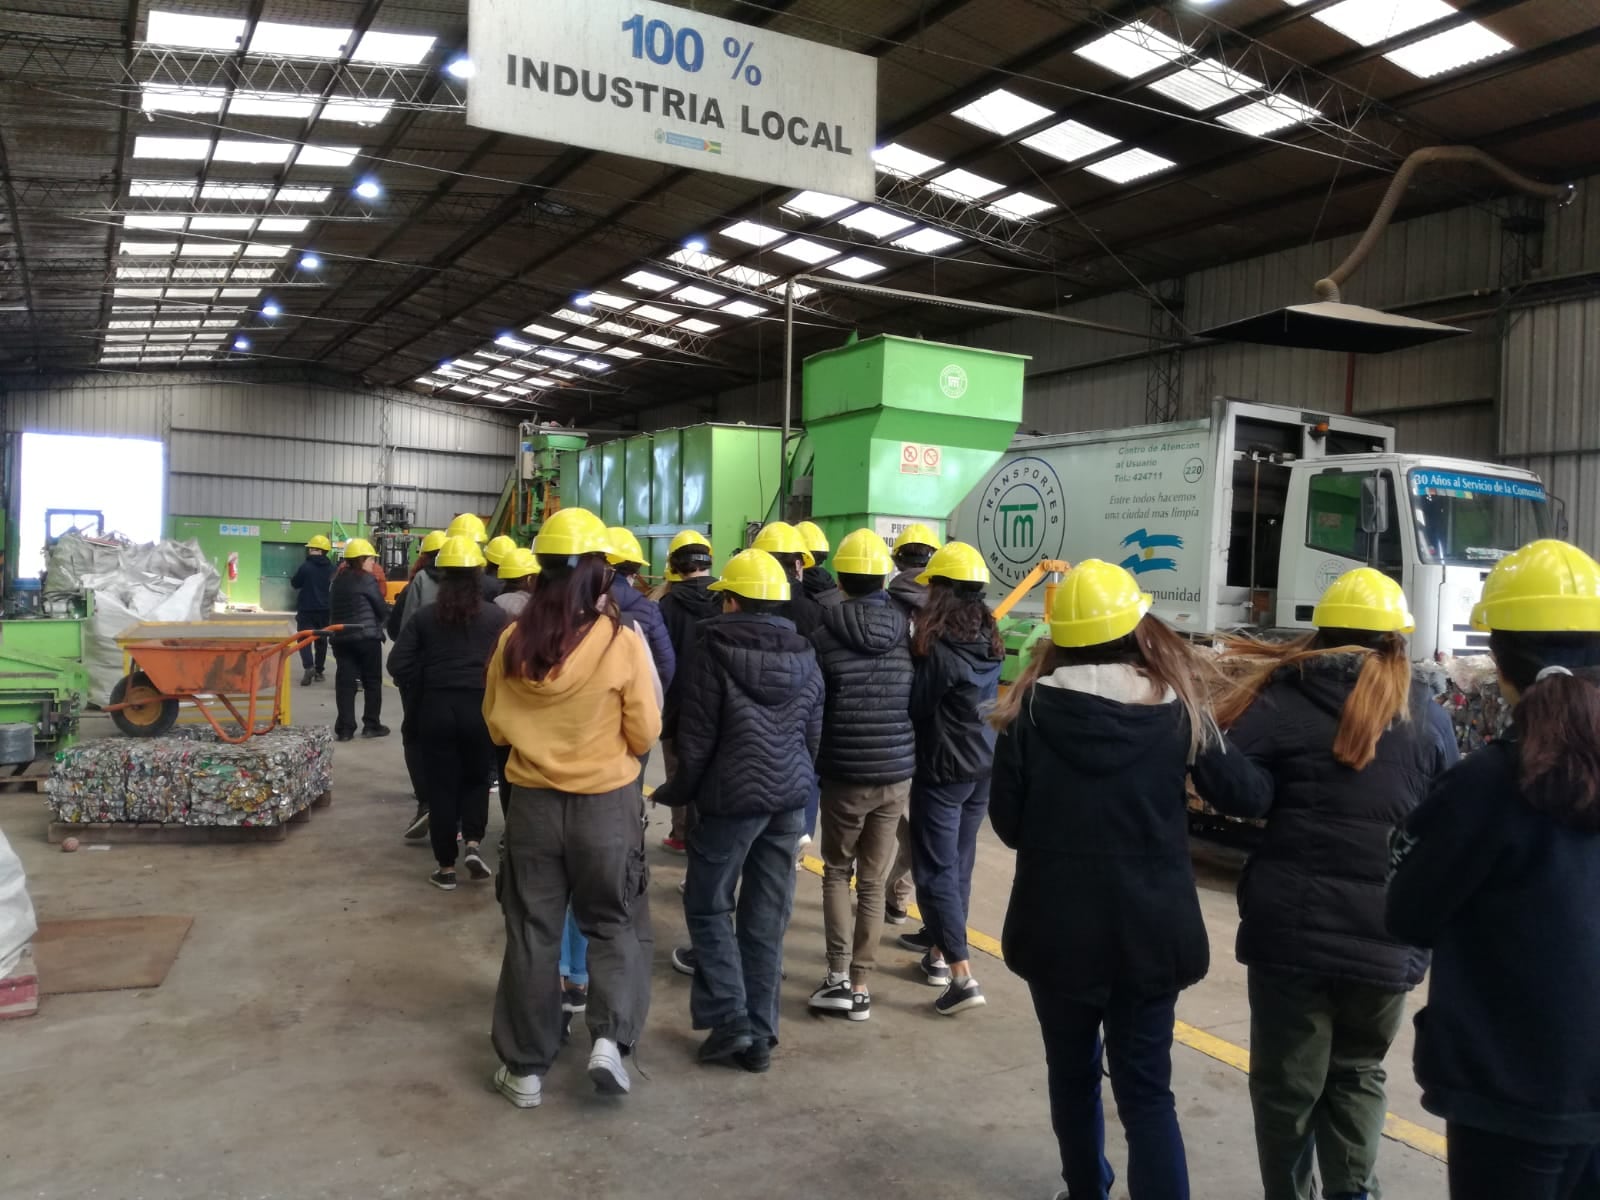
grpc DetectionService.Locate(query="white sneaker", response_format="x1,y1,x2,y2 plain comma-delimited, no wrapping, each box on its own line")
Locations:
493,1064,541,1109
588,1036,630,1095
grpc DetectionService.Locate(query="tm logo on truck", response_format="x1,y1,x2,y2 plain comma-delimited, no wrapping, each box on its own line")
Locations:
1119,529,1183,575
976,456,1066,586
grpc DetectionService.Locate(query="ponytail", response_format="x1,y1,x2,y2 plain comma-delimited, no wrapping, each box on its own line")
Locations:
1490,630,1600,832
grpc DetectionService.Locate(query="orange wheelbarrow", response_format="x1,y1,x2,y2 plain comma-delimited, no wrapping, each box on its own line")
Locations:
106,624,345,742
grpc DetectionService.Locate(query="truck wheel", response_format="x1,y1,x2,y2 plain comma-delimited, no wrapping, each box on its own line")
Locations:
109,673,179,738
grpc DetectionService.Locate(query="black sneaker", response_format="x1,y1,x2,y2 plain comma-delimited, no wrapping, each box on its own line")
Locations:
884,904,910,926
560,1010,573,1043
335,732,354,743
935,978,987,1016
697,1022,753,1064
849,991,872,1022
428,869,457,891
313,670,326,682
463,843,492,881
360,724,391,738
919,950,951,988
300,668,315,687
735,1038,773,1073
403,806,430,842
562,984,588,1015
807,977,853,1014
670,946,697,976
897,927,935,952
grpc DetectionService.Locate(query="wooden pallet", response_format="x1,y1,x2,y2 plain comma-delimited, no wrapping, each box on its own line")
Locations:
47,790,333,845
0,759,53,795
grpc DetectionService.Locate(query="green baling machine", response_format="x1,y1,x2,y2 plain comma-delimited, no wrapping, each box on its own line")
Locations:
0,598,93,758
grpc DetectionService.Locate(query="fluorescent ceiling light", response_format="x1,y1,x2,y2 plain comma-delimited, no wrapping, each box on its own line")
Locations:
201,183,271,200
1384,22,1513,77
950,87,1054,136
596,320,640,336
720,300,765,318
258,218,310,233
639,333,678,348
607,347,643,358
672,285,726,306
565,335,606,350
986,191,1056,220
189,216,254,231
322,98,394,125
275,186,331,203
721,220,785,247
1218,94,1322,136
825,256,887,279
574,359,610,371
230,93,317,120
351,31,436,65
144,11,244,51
928,168,1004,201
140,84,225,114
718,265,776,287
250,21,350,58
553,308,597,325
872,143,943,180
678,317,719,334
837,207,914,239
667,247,727,271
1075,20,1190,79
121,241,178,256
1310,0,1451,46
520,323,562,338
134,136,209,160
623,269,675,292
1023,119,1120,162
295,145,360,168
771,238,838,265
632,304,679,323
893,227,963,254
1084,147,1176,183
125,215,186,230
781,191,855,219
214,140,293,165
1148,58,1263,110
535,348,577,362
131,180,195,197
585,291,633,310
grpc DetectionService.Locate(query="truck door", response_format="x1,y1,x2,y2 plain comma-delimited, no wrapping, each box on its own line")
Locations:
1277,466,1405,630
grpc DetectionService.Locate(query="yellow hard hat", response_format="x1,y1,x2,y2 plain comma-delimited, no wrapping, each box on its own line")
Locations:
669,529,711,555
918,541,990,586
1313,567,1414,634
342,537,377,560
419,530,447,554
665,569,683,583
483,534,517,565
533,507,613,558
751,521,815,568
435,534,486,569
606,527,649,567
446,513,488,544
795,520,828,554
498,547,541,580
1049,559,1151,648
832,528,893,576
1471,539,1600,632
893,523,942,554
305,534,332,552
708,548,791,602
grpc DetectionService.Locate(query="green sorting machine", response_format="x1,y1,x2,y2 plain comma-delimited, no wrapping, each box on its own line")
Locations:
0,598,93,756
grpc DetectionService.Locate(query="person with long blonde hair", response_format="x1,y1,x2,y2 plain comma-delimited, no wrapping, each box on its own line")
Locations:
1192,567,1456,1200
990,559,1216,1200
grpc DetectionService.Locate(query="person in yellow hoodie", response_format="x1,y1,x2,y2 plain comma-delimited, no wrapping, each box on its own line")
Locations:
483,507,661,1110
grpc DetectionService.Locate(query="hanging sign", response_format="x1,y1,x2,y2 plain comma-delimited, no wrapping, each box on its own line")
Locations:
467,0,879,200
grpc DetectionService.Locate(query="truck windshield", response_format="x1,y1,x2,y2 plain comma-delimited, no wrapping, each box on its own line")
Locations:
1410,468,1551,566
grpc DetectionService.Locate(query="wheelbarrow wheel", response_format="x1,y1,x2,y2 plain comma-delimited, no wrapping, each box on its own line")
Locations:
109,673,179,738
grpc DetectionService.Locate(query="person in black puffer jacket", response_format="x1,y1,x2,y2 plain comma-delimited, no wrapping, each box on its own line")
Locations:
904,542,1004,1016
990,558,1216,1200
656,532,723,853
805,529,914,1024
652,548,823,1071
795,520,843,611
605,528,676,694
753,521,826,638
328,538,392,741
290,537,336,686
1193,569,1456,1200
387,535,510,891
1388,540,1600,1200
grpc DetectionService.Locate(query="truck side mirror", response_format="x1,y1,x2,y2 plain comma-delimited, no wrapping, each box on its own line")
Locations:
1360,475,1391,536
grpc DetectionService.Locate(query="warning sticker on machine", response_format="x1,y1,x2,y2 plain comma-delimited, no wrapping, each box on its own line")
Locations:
899,442,942,476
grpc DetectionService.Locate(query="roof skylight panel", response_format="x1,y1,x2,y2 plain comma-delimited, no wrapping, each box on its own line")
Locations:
258,218,310,233
548,370,578,379
1218,94,1322,136
1022,119,1120,163
125,215,186,231
720,300,766,318
606,346,643,358
1084,147,1177,183
678,318,720,334
178,241,240,257
202,183,272,200
1307,0,1452,46
536,348,578,363
837,207,914,239
639,333,679,348
519,323,562,339
213,140,294,165
574,359,611,372
927,169,1004,202
986,192,1056,220
672,285,727,306
476,350,510,361
488,368,525,381
448,384,483,396
502,385,533,395
228,267,277,279
1384,22,1512,77
667,247,727,271
140,84,225,114
597,321,641,337
623,269,675,292
219,288,261,298
950,88,1054,136
249,21,351,59
131,180,196,198
718,265,776,287
769,280,819,299
120,241,179,256
322,99,395,125
230,93,318,120
584,292,634,310
1148,58,1263,110
825,256,887,279
553,308,597,325
134,137,210,160
351,31,437,65
722,220,785,247
781,191,856,219
143,11,244,51
872,143,943,180
294,146,360,169
117,266,170,279
274,186,331,203
771,238,838,265
114,288,164,297
892,227,963,254
189,216,254,231
1075,21,1191,79
565,335,607,350
631,304,680,323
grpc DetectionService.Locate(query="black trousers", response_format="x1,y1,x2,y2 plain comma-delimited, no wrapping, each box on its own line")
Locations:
415,688,491,868
331,638,383,736
398,685,427,803
1447,1125,1600,1200
296,610,328,671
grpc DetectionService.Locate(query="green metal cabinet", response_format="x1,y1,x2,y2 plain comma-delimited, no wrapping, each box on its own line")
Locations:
624,436,653,528
600,442,626,527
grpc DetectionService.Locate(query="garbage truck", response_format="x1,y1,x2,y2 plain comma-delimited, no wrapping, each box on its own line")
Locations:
947,398,1554,662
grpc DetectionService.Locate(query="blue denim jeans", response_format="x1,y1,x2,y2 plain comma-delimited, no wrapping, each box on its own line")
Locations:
1028,983,1190,1200
560,907,589,987
909,776,989,964
683,807,804,1043
804,778,820,839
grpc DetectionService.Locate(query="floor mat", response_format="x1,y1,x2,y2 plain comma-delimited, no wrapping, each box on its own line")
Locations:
32,916,193,995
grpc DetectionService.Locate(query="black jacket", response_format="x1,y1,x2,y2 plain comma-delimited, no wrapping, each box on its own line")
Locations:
887,569,926,622
290,553,334,614
329,567,391,643
658,575,723,739
1191,657,1457,990
911,636,1003,784
802,565,843,609
783,584,828,639
387,600,509,692
1388,736,1600,1143
809,592,914,785
652,613,823,818
990,666,1208,1001
610,576,676,692
386,567,437,640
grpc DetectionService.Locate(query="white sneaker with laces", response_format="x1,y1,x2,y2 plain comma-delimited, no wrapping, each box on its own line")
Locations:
588,1037,630,1095
493,1065,541,1108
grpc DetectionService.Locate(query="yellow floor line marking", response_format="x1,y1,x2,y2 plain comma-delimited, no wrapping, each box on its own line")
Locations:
793,853,1447,1163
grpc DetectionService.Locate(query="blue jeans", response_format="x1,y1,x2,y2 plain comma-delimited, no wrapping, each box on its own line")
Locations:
560,907,589,987
804,778,820,839
909,776,989,964
1029,983,1190,1200
683,807,804,1044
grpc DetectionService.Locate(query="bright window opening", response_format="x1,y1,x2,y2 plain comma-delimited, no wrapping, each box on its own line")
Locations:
19,433,165,579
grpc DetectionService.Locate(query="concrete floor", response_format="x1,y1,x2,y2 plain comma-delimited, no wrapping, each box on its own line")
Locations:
0,681,1447,1200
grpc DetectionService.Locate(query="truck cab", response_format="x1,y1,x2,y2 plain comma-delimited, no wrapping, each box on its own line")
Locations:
1275,454,1553,659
